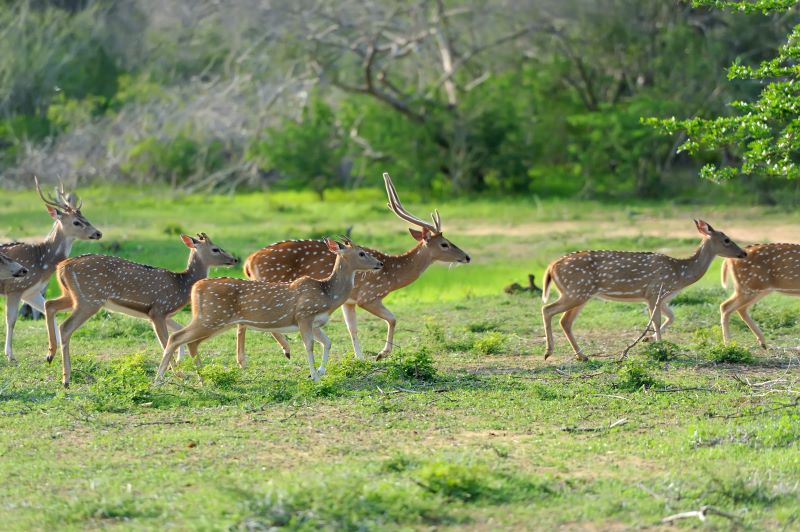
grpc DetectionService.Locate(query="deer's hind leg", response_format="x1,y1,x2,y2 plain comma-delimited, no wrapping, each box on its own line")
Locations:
542,294,589,360
4,293,21,363
559,303,588,361
44,294,73,363
156,322,218,382
58,302,102,388
721,291,767,348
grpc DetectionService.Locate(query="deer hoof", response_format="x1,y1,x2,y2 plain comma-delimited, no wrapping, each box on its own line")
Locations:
760,343,768,350
46,354,54,364
575,353,589,362
317,367,326,376
543,351,552,361
62,381,69,389
283,350,291,360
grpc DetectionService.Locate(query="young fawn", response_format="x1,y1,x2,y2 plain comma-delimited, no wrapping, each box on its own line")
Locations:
720,243,800,348
0,177,102,363
238,172,469,362
45,233,237,388
542,220,746,360
156,238,383,383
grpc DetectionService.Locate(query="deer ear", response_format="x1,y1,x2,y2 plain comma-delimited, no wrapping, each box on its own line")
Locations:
694,219,713,236
325,238,342,253
47,206,62,220
181,234,197,249
409,228,424,241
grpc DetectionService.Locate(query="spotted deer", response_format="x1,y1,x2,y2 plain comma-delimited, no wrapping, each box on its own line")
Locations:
0,253,27,280
156,239,383,383
0,178,102,363
719,243,800,349
44,233,237,388
238,172,470,362
542,220,746,360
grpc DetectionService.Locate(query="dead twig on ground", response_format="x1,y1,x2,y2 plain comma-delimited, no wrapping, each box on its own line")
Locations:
562,418,628,433
619,286,664,362
661,505,741,525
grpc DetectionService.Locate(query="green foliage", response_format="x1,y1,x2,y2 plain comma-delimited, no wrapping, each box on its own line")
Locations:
90,353,153,412
640,340,680,362
121,133,227,186
199,363,240,389
672,287,727,306
472,332,507,355
386,347,437,382
616,359,659,391
705,342,756,364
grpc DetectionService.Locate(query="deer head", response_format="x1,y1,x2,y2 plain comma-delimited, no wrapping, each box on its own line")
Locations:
0,253,27,280
326,238,384,271
694,219,747,259
35,177,102,241
181,233,239,266
383,172,470,264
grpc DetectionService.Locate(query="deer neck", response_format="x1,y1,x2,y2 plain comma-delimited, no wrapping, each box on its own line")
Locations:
321,255,357,307
677,239,716,288
179,251,209,286
388,242,432,287
44,222,74,262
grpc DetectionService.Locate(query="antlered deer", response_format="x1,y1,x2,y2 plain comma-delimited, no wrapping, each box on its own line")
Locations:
156,239,383,383
238,172,470,362
720,243,800,348
542,220,746,360
0,178,102,363
0,253,27,280
44,233,237,388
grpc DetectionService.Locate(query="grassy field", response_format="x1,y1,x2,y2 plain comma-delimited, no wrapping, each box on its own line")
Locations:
1,186,799,530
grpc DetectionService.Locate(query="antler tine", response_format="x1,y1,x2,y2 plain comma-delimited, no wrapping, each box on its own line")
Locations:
382,172,436,232
432,209,442,232
34,176,64,209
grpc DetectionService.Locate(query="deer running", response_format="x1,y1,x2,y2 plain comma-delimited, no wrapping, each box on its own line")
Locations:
238,172,469,362
0,178,102,363
156,238,383,383
0,253,27,280
44,233,237,388
719,243,800,348
542,220,746,360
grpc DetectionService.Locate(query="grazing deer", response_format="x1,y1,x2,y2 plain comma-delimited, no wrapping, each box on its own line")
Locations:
0,178,102,363
156,238,383,383
44,233,237,388
542,220,746,360
720,243,800,349
0,253,27,280
238,172,470,362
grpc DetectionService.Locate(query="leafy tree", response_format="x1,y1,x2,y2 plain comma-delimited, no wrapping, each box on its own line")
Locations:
648,0,800,189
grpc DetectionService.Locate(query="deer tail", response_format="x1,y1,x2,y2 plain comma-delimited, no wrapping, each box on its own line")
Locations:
721,260,730,289
542,264,553,303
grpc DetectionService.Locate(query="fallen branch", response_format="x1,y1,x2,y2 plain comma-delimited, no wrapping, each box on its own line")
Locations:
132,420,192,427
562,418,628,433
661,505,741,525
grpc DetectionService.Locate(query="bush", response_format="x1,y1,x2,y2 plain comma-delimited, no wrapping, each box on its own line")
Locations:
90,354,153,412
616,360,659,391
199,363,240,389
415,462,489,502
705,343,755,364
472,332,507,355
387,347,437,382
640,340,680,362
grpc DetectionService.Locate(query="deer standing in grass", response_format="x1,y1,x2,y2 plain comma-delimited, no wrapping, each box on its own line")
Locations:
0,253,27,280
0,178,102,364
542,220,746,360
44,233,237,388
719,243,800,349
238,172,470,362
156,239,383,383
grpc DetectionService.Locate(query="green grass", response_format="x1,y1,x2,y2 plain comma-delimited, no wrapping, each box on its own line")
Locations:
0,187,799,529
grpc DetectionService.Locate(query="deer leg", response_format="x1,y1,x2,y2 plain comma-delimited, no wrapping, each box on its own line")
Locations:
647,303,675,341
271,332,291,359
4,293,21,363
24,286,62,348
298,321,319,381
734,293,768,349
359,299,396,360
341,302,364,360
721,292,767,348
166,318,188,361
44,295,73,363
58,304,101,388
187,340,204,383
313,327,332,375
559,303,588,361
646,300,663,342
157,323,215,383
542,296,584,360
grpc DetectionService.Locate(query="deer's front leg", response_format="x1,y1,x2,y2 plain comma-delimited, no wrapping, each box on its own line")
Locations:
341,302,364,360
235,325,247,368
359,299,396,360
4,293,20,363
298,321,319,381
313,327,332,375
166,318,188,361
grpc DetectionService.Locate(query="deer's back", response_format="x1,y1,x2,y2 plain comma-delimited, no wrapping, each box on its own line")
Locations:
192,277,302,329
728,243,800,291
59,254,188,312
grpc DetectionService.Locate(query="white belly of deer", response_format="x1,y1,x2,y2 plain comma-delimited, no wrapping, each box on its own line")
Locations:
105,301,151,320
244,313,331,333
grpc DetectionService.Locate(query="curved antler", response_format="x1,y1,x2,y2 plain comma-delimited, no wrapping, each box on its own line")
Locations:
34,176,65,210
383,172,440,233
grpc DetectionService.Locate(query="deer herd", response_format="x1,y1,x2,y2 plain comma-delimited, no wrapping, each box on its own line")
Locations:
0,172,796,388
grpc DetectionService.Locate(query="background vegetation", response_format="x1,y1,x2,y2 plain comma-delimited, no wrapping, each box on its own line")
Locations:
1,0,798,201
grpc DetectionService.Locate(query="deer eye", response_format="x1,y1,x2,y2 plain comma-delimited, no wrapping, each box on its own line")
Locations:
72,221,82,227
441,242,449,248
212,248,220,253
724,238,731,244
359,252,365,257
